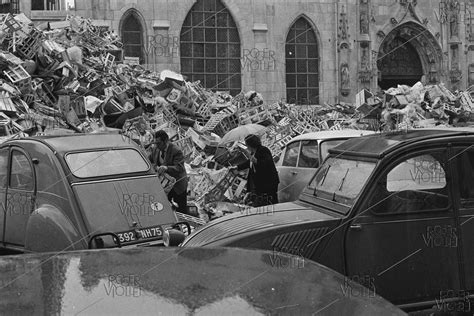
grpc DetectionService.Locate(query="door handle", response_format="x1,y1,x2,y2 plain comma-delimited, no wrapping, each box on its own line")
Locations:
350,224,362,231
291,171,298,175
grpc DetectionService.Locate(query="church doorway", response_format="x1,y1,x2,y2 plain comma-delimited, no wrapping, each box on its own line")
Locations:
377,37,423,89
377,22,442,90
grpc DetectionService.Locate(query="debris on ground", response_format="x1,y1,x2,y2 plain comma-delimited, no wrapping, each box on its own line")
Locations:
0,14,473,224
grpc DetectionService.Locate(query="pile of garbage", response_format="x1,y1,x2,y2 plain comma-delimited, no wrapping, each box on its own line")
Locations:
0,14,473,223
356,82,474,130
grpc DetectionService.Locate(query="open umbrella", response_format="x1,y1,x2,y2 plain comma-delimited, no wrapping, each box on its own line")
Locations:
220,123,266,144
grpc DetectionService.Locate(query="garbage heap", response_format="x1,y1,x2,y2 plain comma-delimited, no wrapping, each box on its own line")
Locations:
0,14,473,223
355,82,474,130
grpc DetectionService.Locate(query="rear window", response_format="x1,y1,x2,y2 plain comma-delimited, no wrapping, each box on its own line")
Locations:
65,149,149,178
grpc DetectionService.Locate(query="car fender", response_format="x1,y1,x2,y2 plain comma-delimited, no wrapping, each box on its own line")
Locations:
25,204,85,252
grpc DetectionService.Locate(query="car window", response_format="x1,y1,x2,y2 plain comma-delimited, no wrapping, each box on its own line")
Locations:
282,141,300,167
10,151,33,191
370,152,449,214
298,140,319,168
309,157,376,209
320,139,347,161
0,149,7,189
454,149,474,205
65,149,149,178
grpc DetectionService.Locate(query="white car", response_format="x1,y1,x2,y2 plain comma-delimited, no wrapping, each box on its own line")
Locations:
276,129,376,202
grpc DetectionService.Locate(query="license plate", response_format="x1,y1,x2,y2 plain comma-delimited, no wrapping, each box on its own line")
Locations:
116,226,163,243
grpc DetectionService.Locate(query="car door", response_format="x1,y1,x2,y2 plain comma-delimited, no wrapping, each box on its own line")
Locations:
276,140,300,202
0,148,8,246
4,149,36,248
345,148,461,307
451,145,474,311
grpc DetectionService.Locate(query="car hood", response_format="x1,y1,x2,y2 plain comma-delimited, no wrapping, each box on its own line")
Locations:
72,175,177,239
183,201,341,247
0,247,405,315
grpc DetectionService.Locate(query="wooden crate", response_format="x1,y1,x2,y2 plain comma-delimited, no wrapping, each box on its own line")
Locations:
36,83,57,107
212,113,239,137
175,212,207,228
202,171,237,204
174,136,195,161
2,14,22,32
3,64,30,83
0,92,16,112
16,28,42,60
202,112,227,132
268,135,293,159
225,176,247,202
158,173,176,195
192,173,214,200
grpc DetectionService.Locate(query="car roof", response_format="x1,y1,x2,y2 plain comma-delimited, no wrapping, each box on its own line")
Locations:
289,129,377,143
331,127,474,158
6,133,133,153
0,247,405,315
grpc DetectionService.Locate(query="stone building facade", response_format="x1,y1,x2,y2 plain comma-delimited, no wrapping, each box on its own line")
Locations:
19,0,474,105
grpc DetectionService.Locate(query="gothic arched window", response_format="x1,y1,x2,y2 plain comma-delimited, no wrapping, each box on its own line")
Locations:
121,11,144,64
285,17,319,105
180,0,241,95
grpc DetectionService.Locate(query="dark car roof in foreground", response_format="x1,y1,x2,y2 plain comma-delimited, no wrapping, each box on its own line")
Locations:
5,133,132,153
0,247,405,315
330,128,474,158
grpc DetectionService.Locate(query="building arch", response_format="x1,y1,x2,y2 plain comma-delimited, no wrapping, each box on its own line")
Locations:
179,0,242,95
376,21,443,88
284,14,322,52
119,8,146,64
285,15,320,105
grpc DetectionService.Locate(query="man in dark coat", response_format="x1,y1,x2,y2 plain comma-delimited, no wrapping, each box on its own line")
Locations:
237,134,279,206
149,130,189,213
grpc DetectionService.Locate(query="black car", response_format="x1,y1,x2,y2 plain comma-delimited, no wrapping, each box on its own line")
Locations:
183,128,474,313
0,247,405,315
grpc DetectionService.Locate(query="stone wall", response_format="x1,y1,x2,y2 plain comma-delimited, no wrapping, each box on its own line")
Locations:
22,0,474,104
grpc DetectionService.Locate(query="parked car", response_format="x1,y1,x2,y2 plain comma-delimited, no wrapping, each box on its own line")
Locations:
183,128,474,313
0,133,186,254
0,247,405,315
276,129,375,202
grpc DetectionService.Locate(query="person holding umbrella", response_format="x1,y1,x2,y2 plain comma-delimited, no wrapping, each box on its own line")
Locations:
233,134,279,207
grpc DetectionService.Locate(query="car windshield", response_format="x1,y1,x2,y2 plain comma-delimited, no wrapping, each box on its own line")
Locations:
308,157,376,207
65,149,149,178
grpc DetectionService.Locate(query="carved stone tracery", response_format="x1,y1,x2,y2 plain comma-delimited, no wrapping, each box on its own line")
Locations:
439,0,461,38
466,4,474,42
360,0,370,34
338,5,349,42
338,5,351,96
448,0,460,38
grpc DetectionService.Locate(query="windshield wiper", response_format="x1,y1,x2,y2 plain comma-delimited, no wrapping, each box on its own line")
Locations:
321,165,331,185
338,168,349,191
313,165,331,196
333,168,349,202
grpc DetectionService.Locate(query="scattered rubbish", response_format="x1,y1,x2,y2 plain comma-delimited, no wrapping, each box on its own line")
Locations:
0,13,472,224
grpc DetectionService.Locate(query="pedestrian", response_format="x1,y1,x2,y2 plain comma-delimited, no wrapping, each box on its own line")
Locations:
235,134,279,206
149,130,189,214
